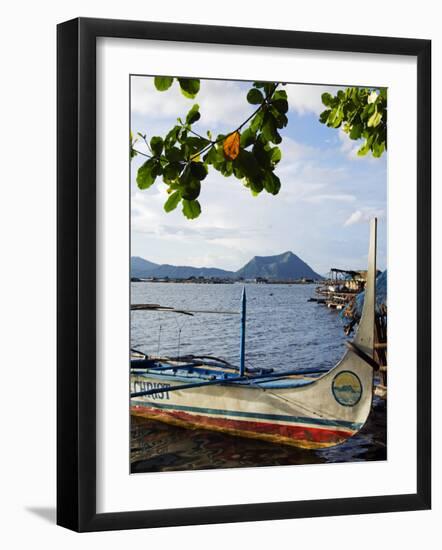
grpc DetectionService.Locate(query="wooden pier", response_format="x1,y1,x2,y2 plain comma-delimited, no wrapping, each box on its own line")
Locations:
374,304,387,399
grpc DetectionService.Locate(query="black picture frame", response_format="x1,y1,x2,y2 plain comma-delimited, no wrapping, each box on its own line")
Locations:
57,17,431,532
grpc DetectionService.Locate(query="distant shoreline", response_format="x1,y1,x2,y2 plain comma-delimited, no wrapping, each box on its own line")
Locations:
131,251,323,281
131,277,319,285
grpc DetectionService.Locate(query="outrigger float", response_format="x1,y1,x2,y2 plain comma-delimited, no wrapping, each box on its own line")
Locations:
130,219,378,449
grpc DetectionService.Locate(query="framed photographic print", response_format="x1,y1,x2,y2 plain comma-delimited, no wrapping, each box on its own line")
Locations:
57,17,431,532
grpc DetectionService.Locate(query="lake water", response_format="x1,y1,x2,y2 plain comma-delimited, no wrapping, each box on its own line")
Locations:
130,282,386,472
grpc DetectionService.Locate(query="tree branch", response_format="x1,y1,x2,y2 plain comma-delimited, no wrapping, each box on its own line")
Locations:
187,127,213,142
132,149,152,159
188,83,279,162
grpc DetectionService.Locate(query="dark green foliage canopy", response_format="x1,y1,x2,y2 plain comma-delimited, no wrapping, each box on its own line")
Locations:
319,87,387,158
131,79,286,219
131,79,386,220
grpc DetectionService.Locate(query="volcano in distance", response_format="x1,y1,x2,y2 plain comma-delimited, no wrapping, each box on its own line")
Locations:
131,251,322,281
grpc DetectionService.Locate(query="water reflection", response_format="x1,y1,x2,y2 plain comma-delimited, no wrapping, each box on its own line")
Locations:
130,397,386,473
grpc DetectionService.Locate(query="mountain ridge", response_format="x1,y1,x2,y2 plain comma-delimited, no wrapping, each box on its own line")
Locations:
131,251,322,280
236,251,321,280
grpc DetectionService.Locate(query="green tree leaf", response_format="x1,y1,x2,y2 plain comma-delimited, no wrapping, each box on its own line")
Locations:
263,172,281,195
357,134,374,157
154,76,174,91
262,114,279,143
270,108,288,129
372,141,385,158
190,161,208,181
164,125,181,148
270,147,282,164
349,123,363,140
214,159,233,177
367,110,382,128
262,82,276,96
234,149,261,180
150,136,164,156
164,190,181,212
328,107,343,128
253,141,271,169
273,90,287,101
178,78,200,99
319,109,331,124
357,143,370,156
186,104,201,125
163,161,183,183
165,146,184,163
179,164,192,186
137,159,158,189
250,111,264,133
247,88,264,105
321,92,334,107
247,176,264,194
271,98,288,114
182,199,201,219
181,179,201,200
240,127,256,148
185,136,208,155
204,145,220,164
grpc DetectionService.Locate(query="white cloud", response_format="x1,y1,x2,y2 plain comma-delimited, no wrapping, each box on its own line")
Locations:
285,84,341,116
337,127,384,165
131,76,189,118
131,76,254,131
338,128,361,159
303,193,356,204
280,136,318,161
344,208,385,226
275,138,350,204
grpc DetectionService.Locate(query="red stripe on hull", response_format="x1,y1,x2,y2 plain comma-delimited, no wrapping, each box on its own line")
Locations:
131,405,355,448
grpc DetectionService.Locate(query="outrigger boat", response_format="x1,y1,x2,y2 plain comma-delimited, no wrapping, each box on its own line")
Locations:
131,219,378,449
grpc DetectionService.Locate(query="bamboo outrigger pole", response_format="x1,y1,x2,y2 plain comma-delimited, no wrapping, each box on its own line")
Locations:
239,286,246,377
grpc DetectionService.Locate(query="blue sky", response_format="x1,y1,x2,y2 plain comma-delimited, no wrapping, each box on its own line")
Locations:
130,76,387,275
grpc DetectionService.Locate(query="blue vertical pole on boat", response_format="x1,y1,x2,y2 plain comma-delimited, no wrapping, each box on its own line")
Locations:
239,286,246,377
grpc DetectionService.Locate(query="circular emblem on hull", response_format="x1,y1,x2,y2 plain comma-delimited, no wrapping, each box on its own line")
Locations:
332,371,362,407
